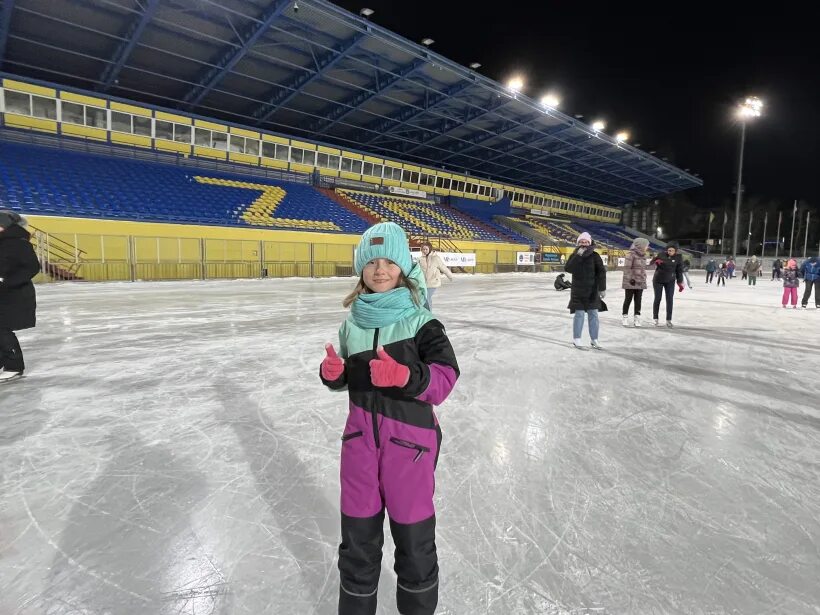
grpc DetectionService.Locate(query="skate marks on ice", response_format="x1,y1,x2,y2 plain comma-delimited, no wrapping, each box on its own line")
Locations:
11,428,230,615
1,275,819,614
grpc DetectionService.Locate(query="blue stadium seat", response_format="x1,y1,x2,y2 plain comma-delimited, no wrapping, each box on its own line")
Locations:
0,142,369,233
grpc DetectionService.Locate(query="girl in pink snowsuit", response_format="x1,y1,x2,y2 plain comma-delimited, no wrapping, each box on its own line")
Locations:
782,259,799,308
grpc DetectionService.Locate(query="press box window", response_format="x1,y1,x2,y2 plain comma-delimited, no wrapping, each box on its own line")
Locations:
61,102,106,128
4,90,31,115
155,120,174,141
32,95,57,119
262,142,288,160
346,159,363,174
111,111,152,136
174,124,191,143
229,136,260,155
195,128,228,150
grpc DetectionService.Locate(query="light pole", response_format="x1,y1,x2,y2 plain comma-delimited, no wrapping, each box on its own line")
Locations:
732,97,763,259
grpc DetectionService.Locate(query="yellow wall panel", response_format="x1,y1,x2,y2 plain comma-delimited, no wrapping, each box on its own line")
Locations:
3,114,58,133
194,146,227,160
340,171,361,180
343,151,363,160
111,133,151,147
194,119,227,131
61,124,107,140
318,168,339,177
3,79,56,97
383,179,400,187
262,134,289,144
230,127,259,138
110,102,151,116
290,163,314,174
292,140,317,150
229,152,259,165
361,176,381,185
318,145,340,154
156,139,191,154
364,155,383,163
155,111,191,124
402,164,420,172
261,158,289,169
60,92,107,107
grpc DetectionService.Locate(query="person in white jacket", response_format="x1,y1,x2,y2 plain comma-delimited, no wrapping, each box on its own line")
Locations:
419,242,453,310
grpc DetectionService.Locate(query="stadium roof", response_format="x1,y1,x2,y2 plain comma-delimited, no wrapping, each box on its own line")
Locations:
0,0,702,205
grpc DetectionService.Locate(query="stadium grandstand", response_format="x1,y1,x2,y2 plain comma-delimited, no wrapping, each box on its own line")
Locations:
0,0,700,280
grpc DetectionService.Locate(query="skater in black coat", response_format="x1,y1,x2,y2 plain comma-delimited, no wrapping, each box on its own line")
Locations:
650,242,684,327
0,211,41,383
564,232,607,350
553,273,572,291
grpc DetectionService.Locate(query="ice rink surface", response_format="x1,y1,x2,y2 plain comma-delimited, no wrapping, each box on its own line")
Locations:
2,272,819,615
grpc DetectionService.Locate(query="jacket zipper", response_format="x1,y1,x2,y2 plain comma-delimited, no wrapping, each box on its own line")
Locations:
371,328,381,449
389,437,430,463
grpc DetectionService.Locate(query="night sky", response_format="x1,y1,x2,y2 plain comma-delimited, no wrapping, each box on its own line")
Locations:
335,1,818,210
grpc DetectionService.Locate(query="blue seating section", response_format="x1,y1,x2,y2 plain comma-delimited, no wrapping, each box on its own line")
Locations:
0,142,369,233
342,191,524,242
574,221,664,251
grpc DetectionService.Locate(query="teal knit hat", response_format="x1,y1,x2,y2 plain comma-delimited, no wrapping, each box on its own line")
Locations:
354,222,413,276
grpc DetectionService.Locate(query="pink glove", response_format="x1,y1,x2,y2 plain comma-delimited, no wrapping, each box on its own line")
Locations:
321,344,345,381
370,346,410,388
678,283,685,292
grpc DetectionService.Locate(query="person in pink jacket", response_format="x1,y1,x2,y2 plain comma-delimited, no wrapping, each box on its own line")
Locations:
621,237,649,327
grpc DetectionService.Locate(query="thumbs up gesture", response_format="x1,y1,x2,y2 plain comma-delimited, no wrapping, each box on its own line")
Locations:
369,346,410,388
321,343,345,381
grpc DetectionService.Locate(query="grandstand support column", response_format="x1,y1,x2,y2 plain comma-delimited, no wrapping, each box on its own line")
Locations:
199,239,206,280
128,236,136,282
310,243,315,278
259,241,265,278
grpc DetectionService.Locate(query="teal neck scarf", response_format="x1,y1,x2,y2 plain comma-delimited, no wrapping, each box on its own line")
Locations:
350,263,428,328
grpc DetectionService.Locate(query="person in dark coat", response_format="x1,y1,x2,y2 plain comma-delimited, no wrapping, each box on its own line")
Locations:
564,232,606,350
771,258,783,281
705,259,717,284
0,211,41,383
553,273,572,291
651,242,684,328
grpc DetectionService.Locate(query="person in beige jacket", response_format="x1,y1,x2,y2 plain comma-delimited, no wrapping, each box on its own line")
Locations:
419,242,453,310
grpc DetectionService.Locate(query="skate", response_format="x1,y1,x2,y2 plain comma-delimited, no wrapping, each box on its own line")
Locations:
572,339,589,351
590,340,604,350
634,315,642,327
666,321,674,328
622,315,630,327
653,319,660,327
0,371,23,384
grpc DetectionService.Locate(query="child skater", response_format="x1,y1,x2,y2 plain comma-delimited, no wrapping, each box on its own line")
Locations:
320,222,459,615
782,259,799,308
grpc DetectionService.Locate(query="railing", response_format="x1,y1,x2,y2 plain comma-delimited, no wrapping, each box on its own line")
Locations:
30,225,87,281
28,232,356,282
